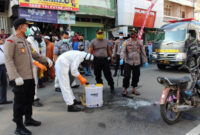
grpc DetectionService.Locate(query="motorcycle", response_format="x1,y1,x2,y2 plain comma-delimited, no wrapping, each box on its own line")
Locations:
157,57,200,125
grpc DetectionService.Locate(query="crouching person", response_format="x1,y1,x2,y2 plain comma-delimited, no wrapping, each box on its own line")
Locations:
55,50,94,112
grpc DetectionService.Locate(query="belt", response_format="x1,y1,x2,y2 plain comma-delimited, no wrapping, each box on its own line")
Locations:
94,57,107,60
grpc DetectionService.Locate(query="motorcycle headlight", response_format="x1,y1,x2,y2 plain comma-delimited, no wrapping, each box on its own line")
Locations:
176,53,186,60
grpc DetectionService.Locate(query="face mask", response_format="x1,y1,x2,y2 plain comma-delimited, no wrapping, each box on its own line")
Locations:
96,34,104,39
119,36,123,39
25,28,30,36
63,39,68,43
131,33,137,39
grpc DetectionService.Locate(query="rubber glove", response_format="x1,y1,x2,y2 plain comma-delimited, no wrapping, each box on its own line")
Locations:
33,61,47,71
145,62,149,68
15,77,24,86
120,59,124,65
77,75,87,85
46,58,53,68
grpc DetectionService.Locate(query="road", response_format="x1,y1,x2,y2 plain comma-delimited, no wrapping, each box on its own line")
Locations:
1,64,200,135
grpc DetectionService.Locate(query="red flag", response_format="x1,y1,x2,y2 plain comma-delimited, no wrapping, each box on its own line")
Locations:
137,0,158,40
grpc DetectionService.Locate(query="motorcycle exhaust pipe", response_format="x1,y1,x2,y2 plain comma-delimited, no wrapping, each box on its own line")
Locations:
176,105,193,112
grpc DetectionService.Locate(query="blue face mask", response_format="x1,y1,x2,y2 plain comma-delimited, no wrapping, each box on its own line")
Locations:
25,27,30,36
63,39,68,43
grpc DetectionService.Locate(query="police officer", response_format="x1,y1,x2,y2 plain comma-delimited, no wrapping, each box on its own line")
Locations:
121,28,148,96
113,32,125,77
4,18,53,135
89,29,115,94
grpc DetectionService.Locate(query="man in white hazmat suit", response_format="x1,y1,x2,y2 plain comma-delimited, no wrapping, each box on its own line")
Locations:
27,26,52,107
55,50,94,112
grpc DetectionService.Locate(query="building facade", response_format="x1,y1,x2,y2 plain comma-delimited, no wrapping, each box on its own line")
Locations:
164,0,195,24
0,0,10,34
71,0,116,41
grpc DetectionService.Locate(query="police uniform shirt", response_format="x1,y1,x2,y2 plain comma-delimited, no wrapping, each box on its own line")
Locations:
113,39,124,56
54,40,72,55
89,39,108,58
0,44,5,65
120,38,147,66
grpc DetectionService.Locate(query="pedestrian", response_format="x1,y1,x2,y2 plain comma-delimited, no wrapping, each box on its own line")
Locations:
113,32,125,77
4,18,53,135
54,32,79,92
72,32,79,50
148,41,153,63
55,50,94,112
27,26,46,107
0,29,8,42
44,36,55,81
121,28,148,96
0,39,12,105
78,34,92,76
89,29,115,94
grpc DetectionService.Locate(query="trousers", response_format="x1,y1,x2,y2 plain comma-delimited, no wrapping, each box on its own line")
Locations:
0,64,7,102
93,57,114,86
13,79,35,125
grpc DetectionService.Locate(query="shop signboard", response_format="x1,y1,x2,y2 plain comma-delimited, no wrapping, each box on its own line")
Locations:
58,11,75,24
19,0,79,11
19,8,75,24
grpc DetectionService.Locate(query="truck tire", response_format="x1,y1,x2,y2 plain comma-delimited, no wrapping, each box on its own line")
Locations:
157,64,166,70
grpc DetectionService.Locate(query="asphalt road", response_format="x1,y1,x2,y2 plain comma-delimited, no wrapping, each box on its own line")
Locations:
1,64,200,135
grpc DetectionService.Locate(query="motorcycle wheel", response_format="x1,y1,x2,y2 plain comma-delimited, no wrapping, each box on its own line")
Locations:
160,91,181,125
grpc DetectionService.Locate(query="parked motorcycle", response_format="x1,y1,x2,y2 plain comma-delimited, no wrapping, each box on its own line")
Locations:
157,58,200,125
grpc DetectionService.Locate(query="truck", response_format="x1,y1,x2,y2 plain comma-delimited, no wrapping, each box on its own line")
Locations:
152,18,200,70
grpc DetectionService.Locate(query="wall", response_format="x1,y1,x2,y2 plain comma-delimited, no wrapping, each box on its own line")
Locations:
117,0,164,28
78,0,115,18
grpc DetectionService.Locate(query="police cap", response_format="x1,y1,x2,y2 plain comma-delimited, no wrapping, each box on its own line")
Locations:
130,28,138,34
96,29,104,34
13,18,33,29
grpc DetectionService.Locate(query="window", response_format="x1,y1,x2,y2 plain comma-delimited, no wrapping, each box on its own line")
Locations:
164,5,171,16
0,1,5,13
182,11,186,18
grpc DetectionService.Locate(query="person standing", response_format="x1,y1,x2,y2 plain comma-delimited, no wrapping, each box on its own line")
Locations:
89,29,115,94
0,39,12,105
148,41,153,63
78,34,92,76
4,18,53,135
44,36,55,81
113,32,125,77
121,28,148,96
0,29,8,42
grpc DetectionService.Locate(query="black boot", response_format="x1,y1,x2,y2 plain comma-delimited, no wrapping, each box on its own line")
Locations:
68,104,81,112
32,100,43,107
55,88,61,92
15,127,32,135
74,99,82,105
110,85,115,95
15,120,31,135
24,118,41,127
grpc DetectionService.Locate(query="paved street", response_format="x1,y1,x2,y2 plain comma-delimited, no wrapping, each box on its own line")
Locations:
1,64,200,135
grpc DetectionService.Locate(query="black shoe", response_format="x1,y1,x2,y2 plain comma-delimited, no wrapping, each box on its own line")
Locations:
24,118,41,127
0,100,13,105
15,127,32,135
32,100,43,107
55,88,61,92
74,99,82,105
110,86,115,95
71,85,80,89
113,72,117,77
68,105,81,112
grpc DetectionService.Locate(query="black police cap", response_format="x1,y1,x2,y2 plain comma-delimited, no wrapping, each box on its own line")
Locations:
96,29,104,33
13,18,33,29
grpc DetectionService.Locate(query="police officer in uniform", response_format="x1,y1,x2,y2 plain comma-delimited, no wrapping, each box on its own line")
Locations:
121,28,148,96
113,32,125,77
4,18,53,135
89,29,115,94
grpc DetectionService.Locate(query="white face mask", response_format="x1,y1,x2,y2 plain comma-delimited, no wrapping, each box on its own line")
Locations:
119,36,123,39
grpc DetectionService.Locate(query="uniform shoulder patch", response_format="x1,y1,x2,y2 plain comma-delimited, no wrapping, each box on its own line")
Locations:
7,39,13,43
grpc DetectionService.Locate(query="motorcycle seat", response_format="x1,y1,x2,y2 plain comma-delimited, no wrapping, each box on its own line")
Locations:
157,76,190,85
